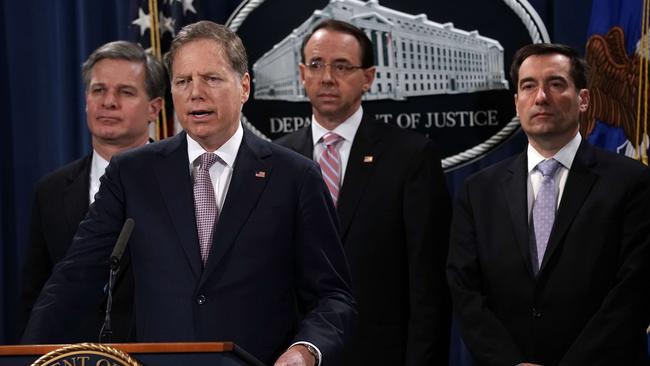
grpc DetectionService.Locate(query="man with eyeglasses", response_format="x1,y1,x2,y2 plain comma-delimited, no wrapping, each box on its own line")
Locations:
277,19,452,366
23,21,355,366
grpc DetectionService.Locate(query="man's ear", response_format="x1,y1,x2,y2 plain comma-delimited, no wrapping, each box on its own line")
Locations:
578,89,589,112
299,63,307,86
148,97,164,121
362,66,376,92
241,72,251,103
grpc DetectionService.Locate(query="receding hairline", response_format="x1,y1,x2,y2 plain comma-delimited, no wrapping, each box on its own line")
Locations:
168,37,247,79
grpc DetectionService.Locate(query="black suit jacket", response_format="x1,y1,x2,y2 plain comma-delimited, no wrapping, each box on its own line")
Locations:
277,116,452,366
21,154,134,342
447,141,650,365
23,130,356,365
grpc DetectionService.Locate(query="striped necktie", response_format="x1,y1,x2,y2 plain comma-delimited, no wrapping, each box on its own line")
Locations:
318,132,343,206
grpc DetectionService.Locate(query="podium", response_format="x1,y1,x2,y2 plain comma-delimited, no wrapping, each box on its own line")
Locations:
0,342,266,366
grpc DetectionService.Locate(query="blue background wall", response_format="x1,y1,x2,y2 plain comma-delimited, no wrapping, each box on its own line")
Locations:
0,0,593,357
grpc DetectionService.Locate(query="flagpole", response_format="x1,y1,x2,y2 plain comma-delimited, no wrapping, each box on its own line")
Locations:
148,0,169,140
635,0,649,164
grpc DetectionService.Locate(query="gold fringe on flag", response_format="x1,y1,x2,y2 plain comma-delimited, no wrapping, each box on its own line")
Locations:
635,0,649,164
148,0,169,140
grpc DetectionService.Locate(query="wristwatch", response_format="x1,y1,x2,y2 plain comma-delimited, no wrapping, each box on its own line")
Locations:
304,343,321,365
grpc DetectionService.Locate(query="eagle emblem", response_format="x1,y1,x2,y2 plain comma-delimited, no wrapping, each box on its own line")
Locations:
580,26,648,164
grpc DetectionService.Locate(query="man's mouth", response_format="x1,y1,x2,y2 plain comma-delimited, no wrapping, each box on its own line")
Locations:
317,93,339,99
532,111,553,118
96,116,121,123
188,110,214,119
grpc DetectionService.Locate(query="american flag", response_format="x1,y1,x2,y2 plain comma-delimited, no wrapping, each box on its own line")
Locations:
129,0,201,139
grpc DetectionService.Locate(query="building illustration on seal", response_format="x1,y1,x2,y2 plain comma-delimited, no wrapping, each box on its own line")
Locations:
252,0,509,101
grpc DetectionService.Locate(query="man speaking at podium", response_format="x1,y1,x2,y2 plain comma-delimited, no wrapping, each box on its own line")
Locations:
23,21,356,366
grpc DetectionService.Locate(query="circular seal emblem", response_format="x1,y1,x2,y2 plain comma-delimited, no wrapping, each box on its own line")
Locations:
228,0,549,171
31,343,140,366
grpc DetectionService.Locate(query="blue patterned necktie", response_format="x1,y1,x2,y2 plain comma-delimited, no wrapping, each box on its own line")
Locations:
531,158,561,272
194,153,220,265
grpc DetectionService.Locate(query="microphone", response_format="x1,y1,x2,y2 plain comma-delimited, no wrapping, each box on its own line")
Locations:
100,218,135,343
110,218,135,270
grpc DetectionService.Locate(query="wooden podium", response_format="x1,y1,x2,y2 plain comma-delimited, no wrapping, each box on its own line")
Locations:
0,342,266,366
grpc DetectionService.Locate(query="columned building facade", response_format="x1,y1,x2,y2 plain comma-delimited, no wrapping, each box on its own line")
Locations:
253,0,508,101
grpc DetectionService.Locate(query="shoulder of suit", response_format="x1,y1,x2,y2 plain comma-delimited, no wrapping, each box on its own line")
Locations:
109,134,185,165
368,117,428,141
581,143,650,182
267,136,317,168
274,126,308,148
465,153,521,186
364,118,437,157
34,154,91,191
586,143,646,168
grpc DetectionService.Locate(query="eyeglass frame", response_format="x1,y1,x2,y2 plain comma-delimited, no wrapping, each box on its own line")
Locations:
303,60,366,77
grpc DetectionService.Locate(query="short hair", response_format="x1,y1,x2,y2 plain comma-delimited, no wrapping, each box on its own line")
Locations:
82,40,166,100
165,21,248,79
509,43,589,90
301,19,375,68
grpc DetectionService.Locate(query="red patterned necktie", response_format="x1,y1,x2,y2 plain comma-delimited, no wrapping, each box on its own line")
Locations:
194,153,220,265
318,132,343,206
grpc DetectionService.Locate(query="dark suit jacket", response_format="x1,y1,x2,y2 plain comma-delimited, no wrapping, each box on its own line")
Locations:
21,154,134,342
23,130,356,365
447,141,650,366
276,116,452,366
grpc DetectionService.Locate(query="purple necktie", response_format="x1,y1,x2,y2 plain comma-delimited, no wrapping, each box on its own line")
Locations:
531,158,561,271
318,132,343,206
194,153,220,265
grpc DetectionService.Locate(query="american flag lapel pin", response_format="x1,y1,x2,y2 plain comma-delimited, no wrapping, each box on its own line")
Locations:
255,171,266,178
363,155,374,163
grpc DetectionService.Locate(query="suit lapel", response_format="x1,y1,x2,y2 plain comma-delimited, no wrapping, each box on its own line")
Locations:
539,141,598,273
153,132,202,279
337,117,382,239
288,124,314,159
502,152,535,277
63,155,91,236
201,130,271,282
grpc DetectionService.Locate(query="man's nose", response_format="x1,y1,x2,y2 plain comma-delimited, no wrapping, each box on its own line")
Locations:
534,86,548,104
103,92,118,109
190,78,204,100
320,65,335,84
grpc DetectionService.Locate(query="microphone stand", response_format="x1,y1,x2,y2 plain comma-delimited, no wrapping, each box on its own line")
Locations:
99,260,119,343
99,218,134,343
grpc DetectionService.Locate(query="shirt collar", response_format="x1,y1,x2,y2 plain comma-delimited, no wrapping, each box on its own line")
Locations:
186,122,243,168
527,132,582,173
311,106,363,145
91,149,110,174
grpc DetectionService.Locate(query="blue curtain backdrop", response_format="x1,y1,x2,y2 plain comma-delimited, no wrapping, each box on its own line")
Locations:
0,0,593,362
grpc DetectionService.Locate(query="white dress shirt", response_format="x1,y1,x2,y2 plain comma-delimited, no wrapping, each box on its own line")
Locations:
188,123,323,365
89,150,110,205
527,132,582,218
311,106,363,185
186,123,243,212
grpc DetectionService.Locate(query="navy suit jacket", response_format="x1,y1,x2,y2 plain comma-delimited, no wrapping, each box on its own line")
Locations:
23,129,356,365
21,154,134,342
447,141,650,365
277,116,452,366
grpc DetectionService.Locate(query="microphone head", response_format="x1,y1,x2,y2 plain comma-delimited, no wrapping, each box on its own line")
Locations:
110,218,135,269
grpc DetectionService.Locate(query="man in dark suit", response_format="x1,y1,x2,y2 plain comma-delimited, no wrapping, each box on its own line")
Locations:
21,40,165,341
23,21,355,366
447,43,650,366
276,19,451,366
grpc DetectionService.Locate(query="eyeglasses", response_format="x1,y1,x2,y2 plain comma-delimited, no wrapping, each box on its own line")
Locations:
305,61,364,77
